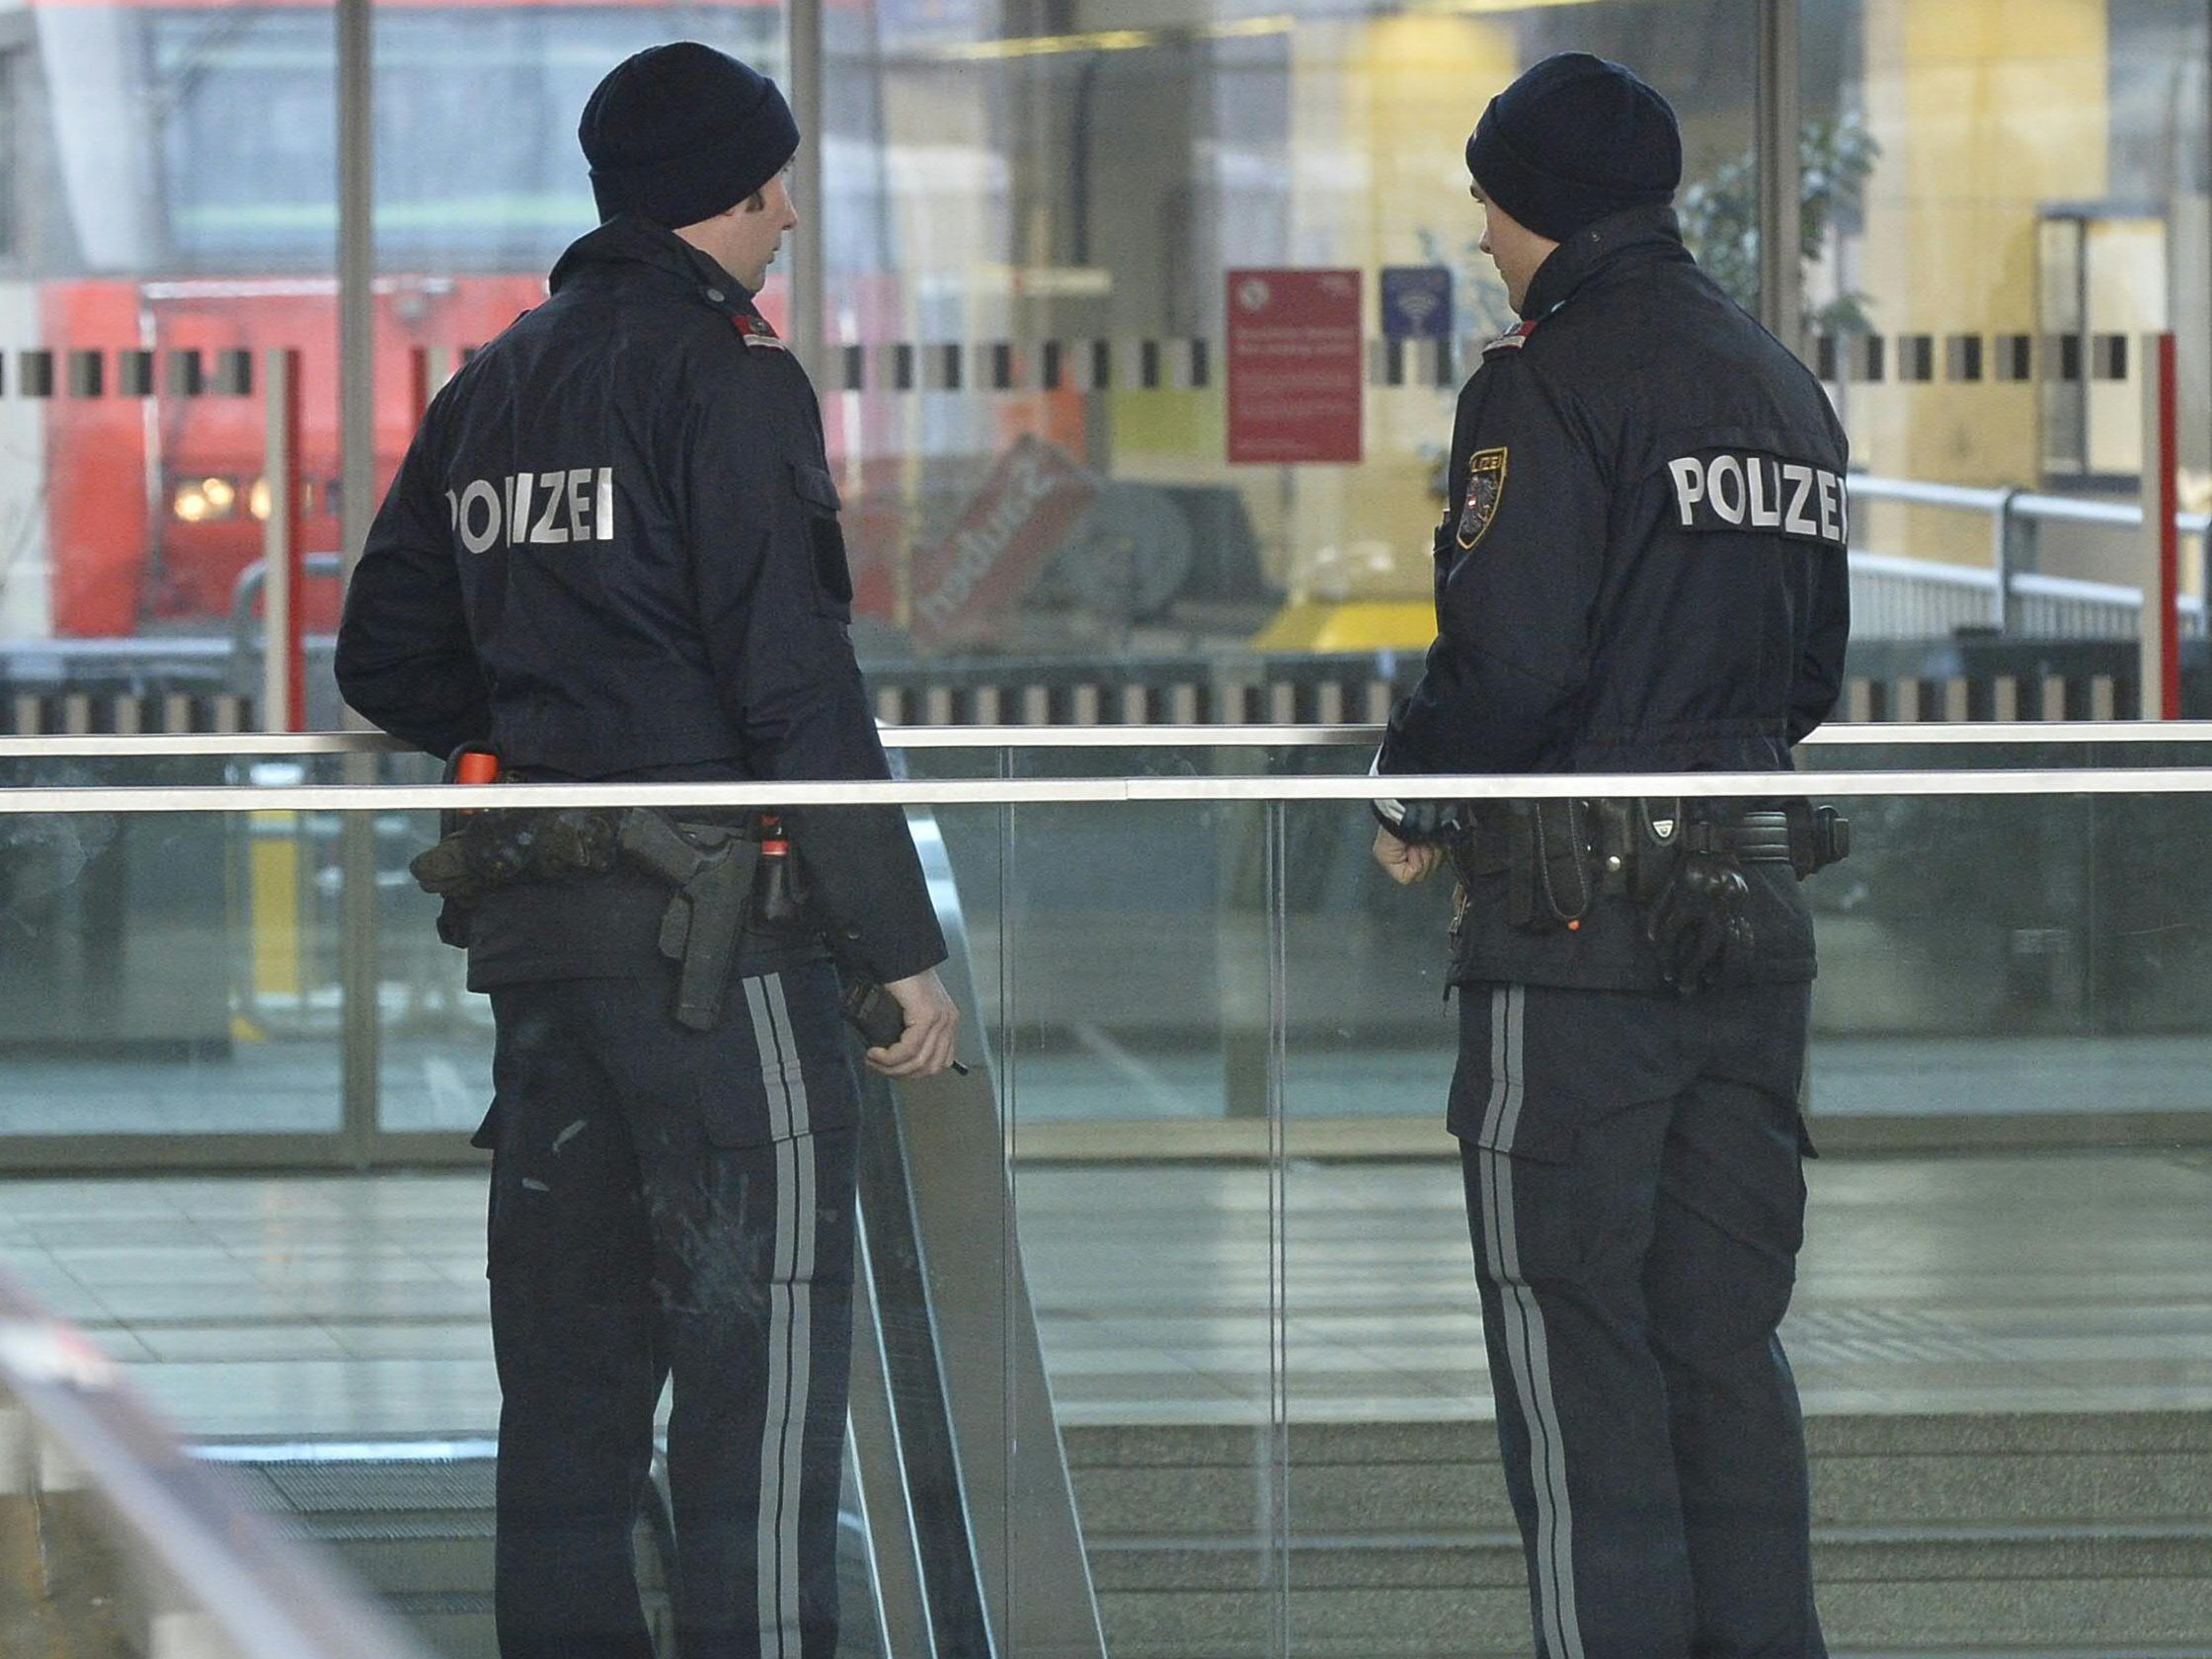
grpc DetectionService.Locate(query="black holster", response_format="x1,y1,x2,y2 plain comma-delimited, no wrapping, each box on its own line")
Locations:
1501,800,1597,934
411,808,780,1030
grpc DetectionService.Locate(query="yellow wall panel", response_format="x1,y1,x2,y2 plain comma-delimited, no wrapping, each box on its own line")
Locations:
1857,0,2108,564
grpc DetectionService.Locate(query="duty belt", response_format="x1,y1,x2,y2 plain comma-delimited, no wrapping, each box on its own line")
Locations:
408,805,789,1029
1462,797,1850,940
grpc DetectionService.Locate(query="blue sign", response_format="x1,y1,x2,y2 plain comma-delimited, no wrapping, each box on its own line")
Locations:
1381,267,1454,342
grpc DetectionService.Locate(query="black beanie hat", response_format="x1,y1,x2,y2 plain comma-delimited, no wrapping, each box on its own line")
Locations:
1464,52,1681,243
580,42,799,228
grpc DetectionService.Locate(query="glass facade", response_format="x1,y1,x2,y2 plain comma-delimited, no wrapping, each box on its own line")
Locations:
0,2,2199,700
830,0,1761,664
1805,0,2210,583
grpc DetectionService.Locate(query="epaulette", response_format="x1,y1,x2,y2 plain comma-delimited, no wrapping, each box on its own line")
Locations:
735,311,787,353
1482,319,1539,358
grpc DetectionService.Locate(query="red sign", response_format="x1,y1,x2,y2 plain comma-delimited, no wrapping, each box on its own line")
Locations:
1225,269,1363,464
908,435,1099,649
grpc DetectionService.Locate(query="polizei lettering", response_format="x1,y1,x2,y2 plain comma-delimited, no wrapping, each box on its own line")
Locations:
1666,451,1847,546
448,468,616,554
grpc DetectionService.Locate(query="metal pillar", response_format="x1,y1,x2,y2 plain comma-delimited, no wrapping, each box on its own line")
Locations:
1756,0,1804,356
259,351,302,736
2141,331,2182,719
788,0,829,393
336,0,381,1156
338,0,374,596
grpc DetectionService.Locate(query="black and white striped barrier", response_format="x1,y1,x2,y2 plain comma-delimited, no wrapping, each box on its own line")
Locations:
0,664,2172,737
0,333,2159,401
1812,332,2138,386
4,690,253,737
817,338,1460,393
0,349,256,399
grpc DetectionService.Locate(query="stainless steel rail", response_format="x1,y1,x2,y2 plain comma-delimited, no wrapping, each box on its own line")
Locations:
5,766,2212,816
0,1269,437,1659
1851,471,2212,534
1848,472,2212,637
7,719,2212,759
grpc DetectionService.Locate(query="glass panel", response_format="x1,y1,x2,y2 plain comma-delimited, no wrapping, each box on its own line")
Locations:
1280,785,2212,1658
0,794,989,1652
1804,0,2212,708
840,1,1759,683
0,1,342,728
372,746,491,1135
0,781,348,1139
3,778,2212,1656
1002,796,1286,1653
365,4,791,424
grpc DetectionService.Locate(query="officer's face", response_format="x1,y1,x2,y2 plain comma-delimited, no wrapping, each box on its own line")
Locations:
1470,182,1558,316
726,169,800,291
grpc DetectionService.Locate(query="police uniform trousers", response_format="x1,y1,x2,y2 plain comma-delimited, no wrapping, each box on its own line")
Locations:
483,958,857,1659
1453,979,1825,1659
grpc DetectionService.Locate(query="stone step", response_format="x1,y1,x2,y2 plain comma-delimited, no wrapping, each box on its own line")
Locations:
1093,1531,2212,1658
1093,1524,2212,1590
1062,1412,2212,1537
381,1593,501,1659
1101,1574,2212,1659
233,1413,2212,1659
274,1515,496,1597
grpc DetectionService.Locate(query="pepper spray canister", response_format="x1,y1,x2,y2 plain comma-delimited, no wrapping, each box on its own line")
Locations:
753,814,803,925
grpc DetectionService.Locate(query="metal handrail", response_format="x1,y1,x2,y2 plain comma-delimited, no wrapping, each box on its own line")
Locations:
1849,471,2212,536
7,720,2212,760
1848,472,2212,634
0,1269,436,1659
5,765,2212,816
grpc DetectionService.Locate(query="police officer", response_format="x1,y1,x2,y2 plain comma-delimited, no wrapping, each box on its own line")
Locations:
1371,54,1851,1659
336,42,958,1659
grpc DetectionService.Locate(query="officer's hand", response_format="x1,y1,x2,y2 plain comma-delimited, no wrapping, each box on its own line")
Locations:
868,968,961,1078
1374,828,1445,885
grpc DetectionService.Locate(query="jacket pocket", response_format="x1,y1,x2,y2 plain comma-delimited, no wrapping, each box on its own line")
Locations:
790,461,854,617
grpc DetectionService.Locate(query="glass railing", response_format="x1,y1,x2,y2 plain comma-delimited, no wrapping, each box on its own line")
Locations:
2,737,2209,1657
8,722,2212,1162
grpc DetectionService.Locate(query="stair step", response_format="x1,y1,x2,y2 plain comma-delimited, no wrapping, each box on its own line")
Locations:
381,1593,500,1659
1098,1567,2212,1659
1063,1412,2212,1536
272,1516,496,1597
1093,1525,2212,1588
223,1413,2212,1659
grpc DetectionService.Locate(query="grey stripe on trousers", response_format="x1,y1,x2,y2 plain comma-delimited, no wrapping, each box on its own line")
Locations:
1477,985,1586,1659
745,974,818,1658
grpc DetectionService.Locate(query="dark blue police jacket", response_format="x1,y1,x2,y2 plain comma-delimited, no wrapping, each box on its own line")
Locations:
1378,205,1852,992
337,217,945,989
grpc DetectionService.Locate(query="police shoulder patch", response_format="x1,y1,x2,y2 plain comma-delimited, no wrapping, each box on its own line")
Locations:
1456,446,1509,550
736,312,787,352
1482,320,1538,357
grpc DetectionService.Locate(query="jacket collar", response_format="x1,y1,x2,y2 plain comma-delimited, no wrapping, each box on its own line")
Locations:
1519,203,1691,321
548,216,756,322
